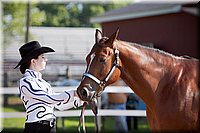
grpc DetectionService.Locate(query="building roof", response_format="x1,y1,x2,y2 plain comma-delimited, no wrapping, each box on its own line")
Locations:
90,3,198,23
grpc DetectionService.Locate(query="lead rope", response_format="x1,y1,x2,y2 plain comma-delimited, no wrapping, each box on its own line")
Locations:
78,99,99,133
89,98,98,133
78,102,87,133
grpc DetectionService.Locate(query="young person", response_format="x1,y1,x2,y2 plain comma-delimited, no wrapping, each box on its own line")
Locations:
108,93,128,133
14,41,82,133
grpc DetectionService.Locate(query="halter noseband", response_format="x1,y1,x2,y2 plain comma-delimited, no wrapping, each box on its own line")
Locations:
83,48,121,98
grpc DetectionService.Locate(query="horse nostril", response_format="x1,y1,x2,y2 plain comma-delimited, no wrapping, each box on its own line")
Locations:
78,85,96,101
82,87,89,98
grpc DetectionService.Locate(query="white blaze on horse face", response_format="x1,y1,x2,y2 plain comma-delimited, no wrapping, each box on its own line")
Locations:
83,53,95,81
86,53,95,72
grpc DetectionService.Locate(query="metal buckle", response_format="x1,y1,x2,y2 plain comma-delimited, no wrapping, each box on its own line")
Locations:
50,119,55,127
99,81,106,88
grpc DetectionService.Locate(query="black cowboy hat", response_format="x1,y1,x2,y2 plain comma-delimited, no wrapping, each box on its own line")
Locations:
14,41,55,69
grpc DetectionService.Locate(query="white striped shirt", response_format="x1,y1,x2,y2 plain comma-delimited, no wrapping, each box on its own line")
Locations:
19,69,79,123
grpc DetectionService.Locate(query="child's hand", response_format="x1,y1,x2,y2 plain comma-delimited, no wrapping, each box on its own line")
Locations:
74,90,78,97
74,97,84,108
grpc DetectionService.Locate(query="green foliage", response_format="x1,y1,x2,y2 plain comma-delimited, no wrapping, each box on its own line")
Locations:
30,5,46,26
3,2,46,45
80,3,105,27
36,2,129,28
3,3,26,42
37,3,70,27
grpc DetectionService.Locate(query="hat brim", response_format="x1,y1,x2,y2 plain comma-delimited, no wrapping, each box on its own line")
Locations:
14,47,55,69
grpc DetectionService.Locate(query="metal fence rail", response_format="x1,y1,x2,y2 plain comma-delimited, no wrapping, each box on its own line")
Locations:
1,86,146,118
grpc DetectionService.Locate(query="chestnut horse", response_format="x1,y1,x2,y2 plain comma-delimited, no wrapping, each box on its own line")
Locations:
77,29,199,132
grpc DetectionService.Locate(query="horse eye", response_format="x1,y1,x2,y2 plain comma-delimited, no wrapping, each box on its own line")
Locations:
99,58,106,63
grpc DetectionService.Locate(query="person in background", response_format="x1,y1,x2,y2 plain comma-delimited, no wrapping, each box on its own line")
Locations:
126,93,139,131
100,92,108,130
108,93,128,133
14,41,82,133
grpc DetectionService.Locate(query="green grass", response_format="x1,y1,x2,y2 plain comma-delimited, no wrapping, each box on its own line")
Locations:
2,117,150,133
2,117,97,133
3,106,25,112
3,118,25,129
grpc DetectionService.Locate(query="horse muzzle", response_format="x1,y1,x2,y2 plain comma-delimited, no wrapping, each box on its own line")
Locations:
77,85,96,102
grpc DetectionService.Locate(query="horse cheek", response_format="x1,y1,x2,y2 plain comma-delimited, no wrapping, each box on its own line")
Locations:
109,69,121,84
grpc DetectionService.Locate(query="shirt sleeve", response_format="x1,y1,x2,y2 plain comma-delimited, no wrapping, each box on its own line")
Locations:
19,78,74,104
55,96,83,111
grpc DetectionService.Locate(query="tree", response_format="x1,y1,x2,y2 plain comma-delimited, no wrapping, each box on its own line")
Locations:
37,3,70,27
80,2,129,27
80,3,105,27
36,2,129,27
3,2,46,46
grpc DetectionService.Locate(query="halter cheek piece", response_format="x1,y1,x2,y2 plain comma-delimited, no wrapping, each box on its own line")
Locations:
83,48,121,98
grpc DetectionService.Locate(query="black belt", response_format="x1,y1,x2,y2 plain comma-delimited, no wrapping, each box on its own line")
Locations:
35,119,56,127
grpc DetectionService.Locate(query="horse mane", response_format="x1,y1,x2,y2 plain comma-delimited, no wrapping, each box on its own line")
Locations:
121,40,196,60
97,37,198,61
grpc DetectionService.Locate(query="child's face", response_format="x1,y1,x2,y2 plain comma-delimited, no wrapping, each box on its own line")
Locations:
32,54,48,72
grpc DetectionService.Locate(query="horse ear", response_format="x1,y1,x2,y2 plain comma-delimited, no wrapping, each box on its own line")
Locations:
95,29,102,43
107,28,119,47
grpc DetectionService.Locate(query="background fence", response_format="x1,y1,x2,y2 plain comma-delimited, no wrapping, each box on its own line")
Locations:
1,86,146,117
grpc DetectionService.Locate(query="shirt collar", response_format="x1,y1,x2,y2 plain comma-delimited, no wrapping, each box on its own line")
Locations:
24,69,42,79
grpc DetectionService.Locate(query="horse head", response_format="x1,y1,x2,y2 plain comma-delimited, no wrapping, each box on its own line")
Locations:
77,28,122,101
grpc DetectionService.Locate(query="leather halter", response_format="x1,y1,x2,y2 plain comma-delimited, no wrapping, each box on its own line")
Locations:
83,48,121,98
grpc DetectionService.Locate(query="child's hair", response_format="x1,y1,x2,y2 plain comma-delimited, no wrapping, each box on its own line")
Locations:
19,61,31,74
19,55,39,74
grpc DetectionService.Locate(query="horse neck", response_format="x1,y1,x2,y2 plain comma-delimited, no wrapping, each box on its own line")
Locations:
117,40,174,108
